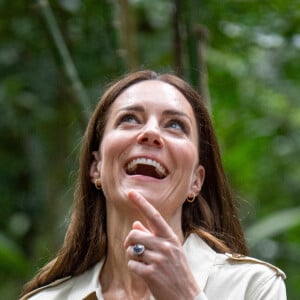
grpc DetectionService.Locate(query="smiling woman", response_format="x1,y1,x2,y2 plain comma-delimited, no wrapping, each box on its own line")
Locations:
91,79,203,221
20,70,286,300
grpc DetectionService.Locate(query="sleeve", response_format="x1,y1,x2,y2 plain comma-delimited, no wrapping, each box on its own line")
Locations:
250,274,286,300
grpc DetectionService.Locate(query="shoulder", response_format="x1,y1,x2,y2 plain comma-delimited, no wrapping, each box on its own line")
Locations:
211,251,286,283
222,252,286,279
20,261,104,300
209,252,286,299
185,233,285,279
20,276,73,300
185,234,286,299
186,234,285,279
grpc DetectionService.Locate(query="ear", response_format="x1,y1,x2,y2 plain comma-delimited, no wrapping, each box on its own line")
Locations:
90,151,102,184
189,164,205,195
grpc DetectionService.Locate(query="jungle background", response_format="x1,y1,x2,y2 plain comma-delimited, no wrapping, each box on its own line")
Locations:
0,0,299,299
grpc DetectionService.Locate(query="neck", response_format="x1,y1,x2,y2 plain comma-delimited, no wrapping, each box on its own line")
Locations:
99,204,184,299
100,206,149,299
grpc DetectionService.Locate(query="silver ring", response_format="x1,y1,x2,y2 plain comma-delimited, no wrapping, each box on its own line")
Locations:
133,244,145,256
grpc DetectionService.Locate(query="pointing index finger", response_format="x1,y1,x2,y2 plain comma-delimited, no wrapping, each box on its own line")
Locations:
128,190,174,238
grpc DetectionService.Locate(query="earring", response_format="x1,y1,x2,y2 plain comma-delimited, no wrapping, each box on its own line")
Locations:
95,178,101,190
186,192,196,203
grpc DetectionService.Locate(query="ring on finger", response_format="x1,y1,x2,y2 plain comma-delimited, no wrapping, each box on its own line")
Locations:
132,244,145,256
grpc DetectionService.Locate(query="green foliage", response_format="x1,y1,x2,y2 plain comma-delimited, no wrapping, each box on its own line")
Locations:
0,232,29,274
246,207,300,246
0,0,299,298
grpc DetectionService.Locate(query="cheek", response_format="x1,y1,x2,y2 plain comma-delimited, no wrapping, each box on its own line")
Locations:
100,132,131,169
101,132,124,155
175,142,198,168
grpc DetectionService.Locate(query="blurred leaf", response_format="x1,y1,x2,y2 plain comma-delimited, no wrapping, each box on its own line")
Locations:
0,233,29,275
246,207,300,247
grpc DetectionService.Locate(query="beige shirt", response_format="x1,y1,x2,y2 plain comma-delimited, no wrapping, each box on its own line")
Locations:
21,234,286,300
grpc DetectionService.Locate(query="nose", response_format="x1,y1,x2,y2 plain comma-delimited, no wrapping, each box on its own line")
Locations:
137,120,163,148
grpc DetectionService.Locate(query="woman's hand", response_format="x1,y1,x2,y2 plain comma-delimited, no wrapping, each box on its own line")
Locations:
124,190,201,300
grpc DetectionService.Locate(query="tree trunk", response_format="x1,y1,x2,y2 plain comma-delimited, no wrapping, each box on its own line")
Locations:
117,0,138,71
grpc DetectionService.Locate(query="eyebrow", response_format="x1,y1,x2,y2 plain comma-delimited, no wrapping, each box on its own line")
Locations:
118,105,192,122
118,105,145,113
163,109,192,122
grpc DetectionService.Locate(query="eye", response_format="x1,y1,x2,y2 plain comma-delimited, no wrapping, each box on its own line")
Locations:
117,113,139,125
166,119,187,133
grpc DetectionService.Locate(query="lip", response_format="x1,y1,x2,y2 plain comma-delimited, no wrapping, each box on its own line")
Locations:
124,155,169,178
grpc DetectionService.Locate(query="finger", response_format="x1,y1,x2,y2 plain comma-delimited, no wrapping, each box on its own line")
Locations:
132,220,151,233
128,190,174,238
126,245,160,265
124,228,152,249
124,227,173,252
127,257,164,284
128,259,150,276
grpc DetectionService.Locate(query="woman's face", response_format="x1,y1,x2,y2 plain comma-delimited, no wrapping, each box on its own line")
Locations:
91,80,205,222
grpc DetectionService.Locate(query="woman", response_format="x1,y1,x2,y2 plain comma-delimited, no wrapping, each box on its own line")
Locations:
21,70,286,299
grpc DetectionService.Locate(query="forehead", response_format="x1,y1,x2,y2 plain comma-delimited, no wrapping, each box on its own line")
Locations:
111,80,194,114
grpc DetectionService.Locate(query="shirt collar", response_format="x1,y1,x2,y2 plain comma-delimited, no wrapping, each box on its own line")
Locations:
183,233,217,290
69,233,216,299
68,260,104,300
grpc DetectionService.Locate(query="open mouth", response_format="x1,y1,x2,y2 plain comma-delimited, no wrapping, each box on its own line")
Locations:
125,157,169,179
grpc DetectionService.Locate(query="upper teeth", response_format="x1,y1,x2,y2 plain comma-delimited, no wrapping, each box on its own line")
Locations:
126,158,168,177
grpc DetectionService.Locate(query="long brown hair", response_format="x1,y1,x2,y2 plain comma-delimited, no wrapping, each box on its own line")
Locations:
21,70,248,295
